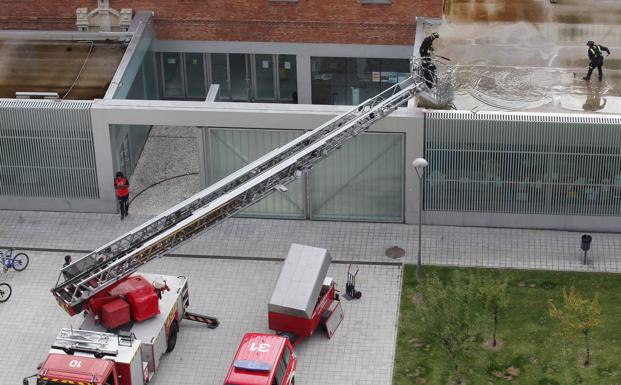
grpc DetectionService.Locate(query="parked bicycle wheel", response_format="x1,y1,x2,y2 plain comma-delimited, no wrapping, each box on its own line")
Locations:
12,252,29,271
0,282,11,303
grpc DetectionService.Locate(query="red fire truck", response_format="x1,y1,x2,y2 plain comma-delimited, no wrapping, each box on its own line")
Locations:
223,333,297,385
25,273,218,385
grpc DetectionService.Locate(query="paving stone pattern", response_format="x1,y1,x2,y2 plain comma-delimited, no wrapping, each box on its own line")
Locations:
0,252,401,385
2,210,621,273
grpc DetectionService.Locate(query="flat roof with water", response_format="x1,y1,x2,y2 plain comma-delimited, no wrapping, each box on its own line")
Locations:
426,0,621,114
0,40,126,100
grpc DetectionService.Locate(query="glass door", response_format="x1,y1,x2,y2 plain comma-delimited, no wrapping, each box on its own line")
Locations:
210,53,230,100
161,53,184,98
185,53,206,98
253,54,276,101
229,54,250,101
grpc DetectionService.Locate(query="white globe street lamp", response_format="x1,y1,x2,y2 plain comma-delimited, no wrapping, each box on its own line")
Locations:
412,158,428,280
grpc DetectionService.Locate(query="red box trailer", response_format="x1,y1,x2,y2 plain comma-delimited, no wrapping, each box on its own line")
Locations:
268,244,343,343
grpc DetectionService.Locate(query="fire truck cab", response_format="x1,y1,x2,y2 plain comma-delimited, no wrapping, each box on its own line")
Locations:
223,333,296,385
35,329,144,385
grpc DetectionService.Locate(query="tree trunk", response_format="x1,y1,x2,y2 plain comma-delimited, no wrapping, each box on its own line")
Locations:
493,304,498,347
584,330,590,366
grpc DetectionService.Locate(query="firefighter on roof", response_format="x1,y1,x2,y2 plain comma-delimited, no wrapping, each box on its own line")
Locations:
419,32,439,89
583,40,611,82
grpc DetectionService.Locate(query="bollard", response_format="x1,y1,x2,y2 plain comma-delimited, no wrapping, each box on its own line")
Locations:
581,234,592,265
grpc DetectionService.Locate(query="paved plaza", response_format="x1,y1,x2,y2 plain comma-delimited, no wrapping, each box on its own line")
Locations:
2,211,621,385
0,251,400,385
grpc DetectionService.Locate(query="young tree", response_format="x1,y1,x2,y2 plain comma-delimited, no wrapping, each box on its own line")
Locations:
477,275,509,348
548,286,602,366
415,272,482,382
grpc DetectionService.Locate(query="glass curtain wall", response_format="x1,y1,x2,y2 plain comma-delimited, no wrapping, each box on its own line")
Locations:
311,57,410,105
310,133,404,221
425,115,621,216
208,128,305,218
156,52,297,102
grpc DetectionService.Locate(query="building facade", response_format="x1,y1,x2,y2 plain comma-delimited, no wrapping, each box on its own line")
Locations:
1,1,620,232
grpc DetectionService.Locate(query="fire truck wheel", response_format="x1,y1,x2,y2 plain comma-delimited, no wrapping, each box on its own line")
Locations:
166,320,179,352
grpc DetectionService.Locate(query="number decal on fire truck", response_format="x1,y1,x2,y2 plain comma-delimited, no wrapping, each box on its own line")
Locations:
69,360,82,368
249,342,270,352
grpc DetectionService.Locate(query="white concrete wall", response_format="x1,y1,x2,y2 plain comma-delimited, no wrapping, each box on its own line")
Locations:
91,99,425,220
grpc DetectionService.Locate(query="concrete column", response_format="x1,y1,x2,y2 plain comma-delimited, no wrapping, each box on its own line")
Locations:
296,53,312,104
90,105,122,212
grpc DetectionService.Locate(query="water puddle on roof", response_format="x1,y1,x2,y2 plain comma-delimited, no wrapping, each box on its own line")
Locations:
433,0,621,114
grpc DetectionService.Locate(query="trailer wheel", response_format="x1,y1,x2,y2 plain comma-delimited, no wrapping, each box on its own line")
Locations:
280,332,297,345
166,320,179,352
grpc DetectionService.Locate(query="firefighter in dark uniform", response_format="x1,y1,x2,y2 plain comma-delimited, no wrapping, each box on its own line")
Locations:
419,32,439,88
583,40,611,82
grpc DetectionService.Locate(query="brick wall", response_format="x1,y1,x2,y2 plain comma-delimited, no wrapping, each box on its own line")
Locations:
0,0,443,45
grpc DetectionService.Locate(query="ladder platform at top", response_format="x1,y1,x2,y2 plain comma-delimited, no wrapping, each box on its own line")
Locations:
53,75,428,316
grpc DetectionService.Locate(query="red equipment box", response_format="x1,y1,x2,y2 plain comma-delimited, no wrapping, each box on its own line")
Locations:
101,298,130,329
109,275,160,322
127,286,159,322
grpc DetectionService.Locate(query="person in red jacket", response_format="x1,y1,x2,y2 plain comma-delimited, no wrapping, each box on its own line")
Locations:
114,171,130,220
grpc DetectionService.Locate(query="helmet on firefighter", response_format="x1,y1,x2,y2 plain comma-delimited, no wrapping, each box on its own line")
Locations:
587,40,594,46
431,32,439,39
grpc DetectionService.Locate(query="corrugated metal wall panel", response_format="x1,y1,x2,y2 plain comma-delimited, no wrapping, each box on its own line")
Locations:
425,111,621,216
0,99,98,199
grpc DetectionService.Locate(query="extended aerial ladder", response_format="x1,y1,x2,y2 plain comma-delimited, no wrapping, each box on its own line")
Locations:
53,66,447,316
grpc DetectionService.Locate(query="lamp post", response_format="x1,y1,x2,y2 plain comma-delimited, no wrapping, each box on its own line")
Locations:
412,158,428,280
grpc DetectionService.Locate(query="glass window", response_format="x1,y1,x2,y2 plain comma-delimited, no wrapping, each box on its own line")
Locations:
278,55,297,103
311,57,409,105
211,53,230,100
254,54,275,100
311,57,347,105
282,346,291,366
162,52,183,97
275,358,287,385
185,53,206,98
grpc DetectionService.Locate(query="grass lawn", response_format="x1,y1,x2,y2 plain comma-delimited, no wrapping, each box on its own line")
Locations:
394,265,621,385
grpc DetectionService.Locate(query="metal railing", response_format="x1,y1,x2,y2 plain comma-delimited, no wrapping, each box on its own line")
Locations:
411,57,455,108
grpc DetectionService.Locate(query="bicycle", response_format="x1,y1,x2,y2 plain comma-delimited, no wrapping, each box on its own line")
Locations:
0,282,11,302
1,248,29,273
